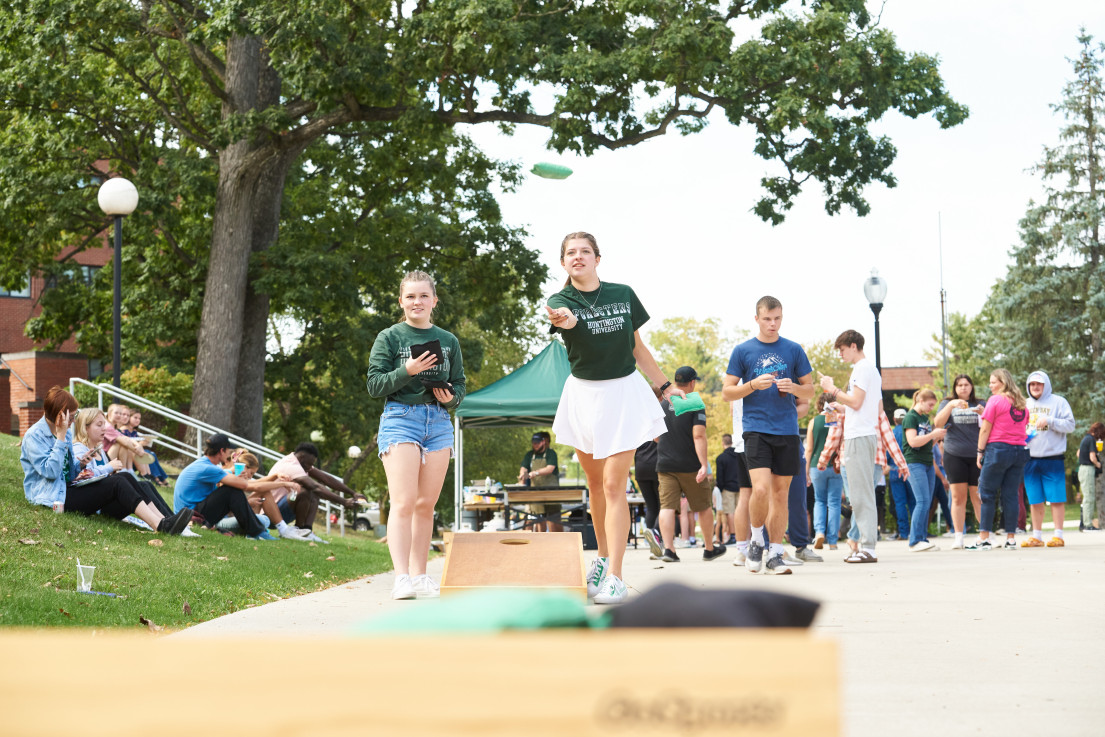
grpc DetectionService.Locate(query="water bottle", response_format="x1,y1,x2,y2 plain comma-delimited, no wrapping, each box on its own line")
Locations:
485,475,492,492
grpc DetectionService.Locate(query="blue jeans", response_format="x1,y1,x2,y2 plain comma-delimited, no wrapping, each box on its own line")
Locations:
811,466,843,543
978,443,1029,533
785,439,810,548
906,463,936,545
887,469,913,536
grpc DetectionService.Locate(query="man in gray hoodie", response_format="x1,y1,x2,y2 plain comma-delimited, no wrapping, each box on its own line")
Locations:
1022,371,1077,547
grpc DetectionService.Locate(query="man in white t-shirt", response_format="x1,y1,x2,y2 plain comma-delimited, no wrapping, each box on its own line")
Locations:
819,329,882,564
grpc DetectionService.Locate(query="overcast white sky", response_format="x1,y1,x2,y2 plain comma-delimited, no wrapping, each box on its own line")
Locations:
465,1,1101,368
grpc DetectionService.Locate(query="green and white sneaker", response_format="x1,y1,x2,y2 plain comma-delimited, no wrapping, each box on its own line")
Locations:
593,573,627,604
586,556,608,598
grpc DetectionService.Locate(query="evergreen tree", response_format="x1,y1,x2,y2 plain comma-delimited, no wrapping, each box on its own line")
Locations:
987,30,1105,424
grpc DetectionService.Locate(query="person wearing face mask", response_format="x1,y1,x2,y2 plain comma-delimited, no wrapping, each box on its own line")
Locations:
1021,370,1077,547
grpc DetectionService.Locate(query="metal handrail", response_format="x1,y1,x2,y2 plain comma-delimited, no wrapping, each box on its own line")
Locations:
1,358,33,392
67,378,347,536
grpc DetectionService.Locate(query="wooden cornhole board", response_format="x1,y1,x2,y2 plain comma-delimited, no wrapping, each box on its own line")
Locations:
441,530,586,599
4,631,839,736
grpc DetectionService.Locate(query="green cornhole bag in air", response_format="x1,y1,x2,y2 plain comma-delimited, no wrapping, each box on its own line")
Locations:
670,391,706,416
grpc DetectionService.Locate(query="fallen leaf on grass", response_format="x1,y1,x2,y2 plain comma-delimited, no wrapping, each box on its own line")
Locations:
31,528,39,534
303,571,314,578
308,542,317,547
148,539,163,547
182,602,192,615
59,608,71,618
18,539,39,545
215,556,229,561
139,617,164,633
326,556,335,561
52,574,64,580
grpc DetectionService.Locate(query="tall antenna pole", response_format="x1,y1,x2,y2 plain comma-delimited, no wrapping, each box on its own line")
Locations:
939,212,950,392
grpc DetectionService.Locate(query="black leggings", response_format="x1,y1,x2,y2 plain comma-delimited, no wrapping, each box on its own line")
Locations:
65,474,146,520
637,477,660,530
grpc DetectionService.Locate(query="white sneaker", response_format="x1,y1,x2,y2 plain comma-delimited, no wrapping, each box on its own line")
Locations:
411,574,440,599
909,540,938,552
586,557,608,598
951,534,965,550
279,525,312,541
731,548,747,565
180,524,201,538
593,574,627,604
392,574,416,600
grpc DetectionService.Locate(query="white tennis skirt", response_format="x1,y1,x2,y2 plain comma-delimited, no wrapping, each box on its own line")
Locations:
552,372,668,460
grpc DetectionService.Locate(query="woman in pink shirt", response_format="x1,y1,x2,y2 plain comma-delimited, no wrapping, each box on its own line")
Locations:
966,369,1029,551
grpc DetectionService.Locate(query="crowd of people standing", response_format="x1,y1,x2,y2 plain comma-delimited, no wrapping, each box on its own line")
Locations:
18,230,1105,608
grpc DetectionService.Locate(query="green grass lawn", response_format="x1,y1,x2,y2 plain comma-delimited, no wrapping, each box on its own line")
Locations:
0,438,392,630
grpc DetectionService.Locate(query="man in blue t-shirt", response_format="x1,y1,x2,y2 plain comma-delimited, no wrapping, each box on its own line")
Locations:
722,296,814,575
174,434,288,538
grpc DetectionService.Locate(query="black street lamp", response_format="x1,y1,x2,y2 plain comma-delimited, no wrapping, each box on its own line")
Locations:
863,268,888,373
97,177,139,389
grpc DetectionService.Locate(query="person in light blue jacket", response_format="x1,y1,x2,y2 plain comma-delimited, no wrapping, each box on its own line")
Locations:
20,386,192,535
1022,371,1077,547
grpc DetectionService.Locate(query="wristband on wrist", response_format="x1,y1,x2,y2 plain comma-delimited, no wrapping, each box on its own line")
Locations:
658,381,671,395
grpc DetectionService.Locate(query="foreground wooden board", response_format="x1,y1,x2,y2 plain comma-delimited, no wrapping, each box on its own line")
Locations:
2,630,837,736
442,531,586,599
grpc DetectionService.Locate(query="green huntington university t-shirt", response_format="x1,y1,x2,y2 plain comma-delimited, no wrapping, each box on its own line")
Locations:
902,407,934,466
366,322,466,409
548,281,649,381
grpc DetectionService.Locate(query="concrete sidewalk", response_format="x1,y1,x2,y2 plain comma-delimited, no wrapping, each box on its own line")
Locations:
177,530,1105,735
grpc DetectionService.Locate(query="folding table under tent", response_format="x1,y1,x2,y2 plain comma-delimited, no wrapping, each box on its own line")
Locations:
452,340,571,528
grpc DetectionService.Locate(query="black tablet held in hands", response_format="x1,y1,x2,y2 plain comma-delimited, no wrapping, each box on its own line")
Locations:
419,378,453,391
409,339,444,366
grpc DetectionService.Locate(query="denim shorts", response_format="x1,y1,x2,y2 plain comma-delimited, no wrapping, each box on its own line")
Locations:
377,401,454,460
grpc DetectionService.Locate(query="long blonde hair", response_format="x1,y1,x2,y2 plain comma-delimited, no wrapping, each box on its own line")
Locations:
990,369,1026,411
72,408,105,447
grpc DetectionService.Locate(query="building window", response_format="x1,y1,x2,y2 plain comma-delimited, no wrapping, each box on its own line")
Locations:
0,273,32,298
44,264,101,290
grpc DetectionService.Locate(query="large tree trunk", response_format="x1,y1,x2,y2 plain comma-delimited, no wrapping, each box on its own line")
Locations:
231,55,295,443
191,35,271,433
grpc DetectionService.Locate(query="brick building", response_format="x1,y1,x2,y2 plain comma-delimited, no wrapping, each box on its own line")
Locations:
881,365,940,408
1,240,112,434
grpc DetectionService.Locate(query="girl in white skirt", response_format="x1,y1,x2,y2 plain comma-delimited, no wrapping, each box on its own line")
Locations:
546,232,684,603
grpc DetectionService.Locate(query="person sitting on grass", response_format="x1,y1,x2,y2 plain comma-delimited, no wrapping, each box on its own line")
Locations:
266,442,367,543
102,404,146,472
120,409,169,486
214,450,312,541
21,386,193,535
172,434,288,540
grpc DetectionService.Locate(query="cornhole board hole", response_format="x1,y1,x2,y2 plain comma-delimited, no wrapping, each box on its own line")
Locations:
441,531,586,599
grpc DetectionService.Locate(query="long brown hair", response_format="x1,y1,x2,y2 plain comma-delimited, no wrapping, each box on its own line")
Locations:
559,232,600,288
990,369,1026,411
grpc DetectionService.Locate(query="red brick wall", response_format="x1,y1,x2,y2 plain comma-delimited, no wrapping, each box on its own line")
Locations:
1,352,89,436
0,238,111,354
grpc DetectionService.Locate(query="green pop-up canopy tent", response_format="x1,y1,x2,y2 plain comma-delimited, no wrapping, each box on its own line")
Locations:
452,341,571,525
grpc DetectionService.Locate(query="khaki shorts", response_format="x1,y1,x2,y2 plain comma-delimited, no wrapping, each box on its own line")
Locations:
721,489,739,515
658,472,712,513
